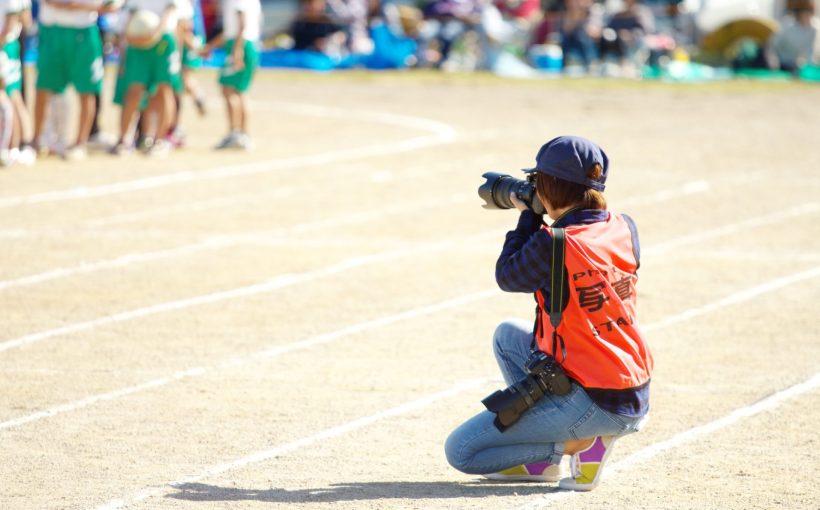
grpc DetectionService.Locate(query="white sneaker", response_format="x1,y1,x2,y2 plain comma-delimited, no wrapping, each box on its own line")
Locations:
87,132,116,152
236,132,254,151
63,145,88,161
483,462,562,482
147,138,172,158
17,146,37,165
0,148,16,166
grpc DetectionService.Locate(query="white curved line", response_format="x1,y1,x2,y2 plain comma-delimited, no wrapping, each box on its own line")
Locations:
0,103,456,209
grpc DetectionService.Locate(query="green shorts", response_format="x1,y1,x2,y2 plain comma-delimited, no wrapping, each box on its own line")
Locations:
218,39,259,93
120,33,183,96
2,40,22,94
36,24,103,95
112,62,149,109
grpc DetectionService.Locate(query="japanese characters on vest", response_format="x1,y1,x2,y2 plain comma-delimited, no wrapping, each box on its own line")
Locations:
534,212,653,390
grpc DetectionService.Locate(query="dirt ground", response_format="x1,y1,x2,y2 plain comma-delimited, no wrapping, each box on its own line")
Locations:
0,70,818,510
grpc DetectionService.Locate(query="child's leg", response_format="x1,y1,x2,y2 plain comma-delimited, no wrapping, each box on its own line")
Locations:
119,84,146,144
32,89,52,146
237,91,247,134
10,91,30,146
221,86,238,133
153,83,176,139
76,93,96,146
0,92,14,154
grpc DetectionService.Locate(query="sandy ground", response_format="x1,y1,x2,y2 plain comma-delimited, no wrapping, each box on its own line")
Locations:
0,70,819,510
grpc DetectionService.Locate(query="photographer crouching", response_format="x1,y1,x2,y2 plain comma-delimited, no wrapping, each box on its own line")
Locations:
444,136,654,491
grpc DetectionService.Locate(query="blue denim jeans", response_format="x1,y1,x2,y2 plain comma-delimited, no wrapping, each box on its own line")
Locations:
445,319,643,474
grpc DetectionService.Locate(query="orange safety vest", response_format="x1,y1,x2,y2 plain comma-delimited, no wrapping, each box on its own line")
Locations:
534,212,653,390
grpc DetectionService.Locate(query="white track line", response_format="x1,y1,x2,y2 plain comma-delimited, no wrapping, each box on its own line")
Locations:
0,195,818,352
0,178,713,292
7,262,819,434
0,104,457,209
645,202,820,255
90,265,820,510
0,290,500,431
642,265,820,333
0,194,470,292
0,230,499,353
517,371,820,510
665,249,820,263
83,188,295,228
93,377,492,510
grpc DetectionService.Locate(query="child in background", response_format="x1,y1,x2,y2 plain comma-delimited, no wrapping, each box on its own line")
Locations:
165,0,206,147
0,0,34,165
200,0,261,150
33,0,116,160
112,0,182,156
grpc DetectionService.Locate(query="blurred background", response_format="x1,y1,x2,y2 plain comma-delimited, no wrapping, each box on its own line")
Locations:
22,0,820,82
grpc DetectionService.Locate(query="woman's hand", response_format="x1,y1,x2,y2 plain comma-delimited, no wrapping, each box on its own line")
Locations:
510,192,529,212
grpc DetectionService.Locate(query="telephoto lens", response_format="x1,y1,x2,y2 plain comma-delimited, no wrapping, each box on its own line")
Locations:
477,172,546,215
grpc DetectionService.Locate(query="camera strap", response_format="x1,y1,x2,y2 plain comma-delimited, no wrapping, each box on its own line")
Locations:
549,228,567,362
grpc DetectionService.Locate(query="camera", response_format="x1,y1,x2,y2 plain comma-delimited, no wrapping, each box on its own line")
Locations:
477,172,546,215
482,350,573,432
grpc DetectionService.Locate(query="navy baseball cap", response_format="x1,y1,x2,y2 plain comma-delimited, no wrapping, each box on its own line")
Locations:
523,136,609,191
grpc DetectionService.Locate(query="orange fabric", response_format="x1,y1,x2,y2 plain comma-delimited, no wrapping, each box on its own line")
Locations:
534,213,653,390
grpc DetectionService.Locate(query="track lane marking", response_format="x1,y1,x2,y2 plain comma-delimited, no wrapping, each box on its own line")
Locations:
6,264,819,433
0,230,500,353
88,265,820,509
0,180,712,292
0,290,499,431
0,199,811,353
92,377,493,510
517,371,820,510
0,194,470,291
0,104,456,209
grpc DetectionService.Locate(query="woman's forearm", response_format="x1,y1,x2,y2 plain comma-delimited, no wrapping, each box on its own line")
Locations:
495,211,552,293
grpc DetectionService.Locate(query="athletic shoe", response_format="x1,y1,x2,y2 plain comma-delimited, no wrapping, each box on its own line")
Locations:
484,461,562,482
214,132,242,150
165,129,186,149
0,148,15,166
63,145,88,161
87,132,116,152
17,145,37,166
558,436,617,491
147,138,172,158
236,132,254,151
108,141,133,156
137,136,154,154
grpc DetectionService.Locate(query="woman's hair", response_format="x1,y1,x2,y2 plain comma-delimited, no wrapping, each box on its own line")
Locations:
535,163,607,211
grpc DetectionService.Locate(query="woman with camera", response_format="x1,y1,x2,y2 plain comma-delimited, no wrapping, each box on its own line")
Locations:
445,136,653,491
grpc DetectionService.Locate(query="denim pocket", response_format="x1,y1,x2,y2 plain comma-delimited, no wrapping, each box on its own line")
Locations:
568,404,627,440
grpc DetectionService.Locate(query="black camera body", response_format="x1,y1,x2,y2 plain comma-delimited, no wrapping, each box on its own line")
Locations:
482,350,573,432
477,172,546,215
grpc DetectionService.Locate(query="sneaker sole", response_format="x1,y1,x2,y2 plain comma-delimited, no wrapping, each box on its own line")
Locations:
484,472,562,483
